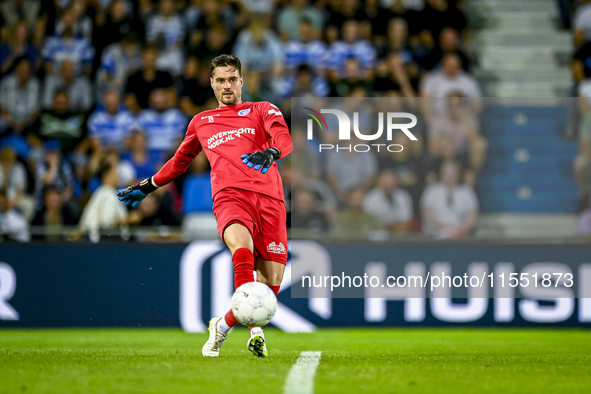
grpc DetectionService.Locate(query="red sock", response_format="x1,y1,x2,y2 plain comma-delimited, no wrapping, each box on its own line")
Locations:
224,248,255,328
232,248,255,289
225,309,239,327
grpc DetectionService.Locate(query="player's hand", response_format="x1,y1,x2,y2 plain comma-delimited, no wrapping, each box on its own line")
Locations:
117,178,158,208
240,148,281,174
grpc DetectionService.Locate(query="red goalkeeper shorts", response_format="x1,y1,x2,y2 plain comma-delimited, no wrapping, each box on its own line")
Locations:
213,187,288,264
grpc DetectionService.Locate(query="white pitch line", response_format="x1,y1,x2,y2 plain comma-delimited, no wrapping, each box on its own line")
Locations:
283,351,322,394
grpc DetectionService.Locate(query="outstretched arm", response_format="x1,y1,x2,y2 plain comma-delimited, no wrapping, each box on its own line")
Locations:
118,117,202,207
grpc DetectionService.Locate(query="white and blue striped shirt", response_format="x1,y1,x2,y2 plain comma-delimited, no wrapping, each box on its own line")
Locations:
42,35,94,74
279,74,329,98
146,14,185,46
137,109,187,154
88,109,137,149
284,39,328,70
326,40,377,71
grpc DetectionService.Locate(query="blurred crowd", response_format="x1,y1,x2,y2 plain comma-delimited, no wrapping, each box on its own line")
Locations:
569,0,591,234
0,0,486,242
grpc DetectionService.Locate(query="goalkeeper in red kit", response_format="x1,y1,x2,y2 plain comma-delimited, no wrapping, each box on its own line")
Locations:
117,55,292,358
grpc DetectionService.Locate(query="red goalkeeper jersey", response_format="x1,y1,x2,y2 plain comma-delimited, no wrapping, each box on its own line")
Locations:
153,101,292,202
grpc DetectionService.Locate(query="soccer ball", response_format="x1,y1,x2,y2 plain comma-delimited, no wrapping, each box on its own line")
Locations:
231,282,277,327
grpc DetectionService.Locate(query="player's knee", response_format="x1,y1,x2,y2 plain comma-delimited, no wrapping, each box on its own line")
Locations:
224,224,254,253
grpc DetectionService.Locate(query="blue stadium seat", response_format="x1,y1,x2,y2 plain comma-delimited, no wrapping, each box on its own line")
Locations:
477,105,578,214
183,174,213,214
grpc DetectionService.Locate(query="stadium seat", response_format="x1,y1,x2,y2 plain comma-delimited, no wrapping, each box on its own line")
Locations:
182,174,213,214
477,105,579,214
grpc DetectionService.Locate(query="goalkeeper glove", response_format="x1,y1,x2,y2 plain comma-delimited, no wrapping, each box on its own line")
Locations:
240,148,281,174
117,177,158,208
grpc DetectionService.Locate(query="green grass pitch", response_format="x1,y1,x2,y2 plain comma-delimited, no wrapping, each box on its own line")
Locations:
0,328,590,393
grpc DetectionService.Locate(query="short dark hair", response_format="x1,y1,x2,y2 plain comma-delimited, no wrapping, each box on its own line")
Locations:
98,159,114,180
210,54,241,76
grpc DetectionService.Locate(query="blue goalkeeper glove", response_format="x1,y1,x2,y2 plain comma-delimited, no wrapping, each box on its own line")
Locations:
240,148,281,174
117,177,158,208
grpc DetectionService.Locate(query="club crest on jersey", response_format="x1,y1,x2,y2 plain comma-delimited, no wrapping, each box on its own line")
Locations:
238,109,251,116
267,242,286,255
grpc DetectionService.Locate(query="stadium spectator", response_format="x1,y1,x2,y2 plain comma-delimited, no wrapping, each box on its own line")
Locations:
372,53,416,97
420,0,468,45
420,53,481,118
290,188,330,235
233,16,284,102
146,0,186,76
0,57,40,136
0,188,30,242
29,90,87,156
382,0,423,37
31,186,79,241
42,7,94,76
187,24,234,67
0,21,38,75
290,127,321,179
124,45,174,113
578,194,591,235
326,19,376,80
88,90,136,151
177,57,216,117
330,58,372,97
94,0,142,55
326,0,369,35
185,0,240,39
127,192,181,227
421,27,470,71
326,137,378,203
290,165,338,219
420,160,478,238
41,59,93,112
335,187,385,240
281,64,328,106
136,89,187,156
378,130,426,216
95,32,142,99
575,85,591,196
54,0,93,42
277,0,324,41
84,146,136,194
121,129,162,182
0,146,34,219
284,18,328,72
363,169,413,235
574,0,591,46
33,140,76,205
557,0,574,29
572,39,591,84
321,87,373,143
427,94,488,176
376,18,412,62
79,159,128,242
0,0,42,34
